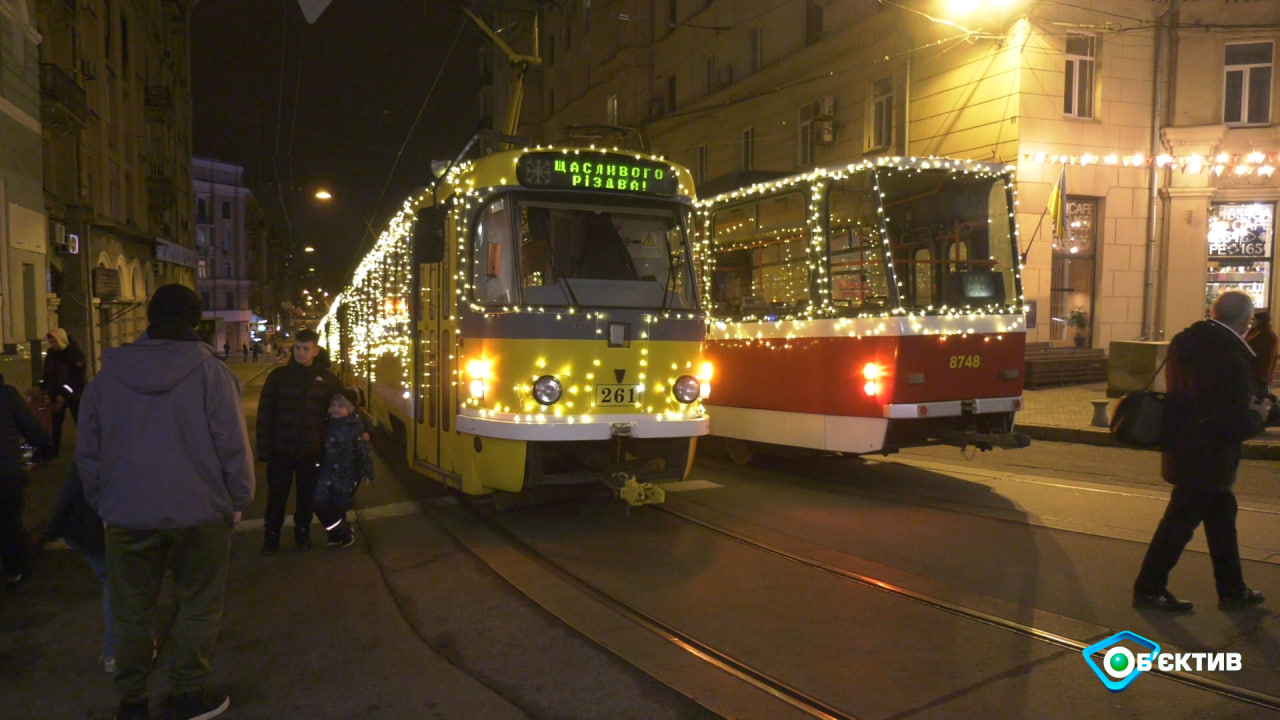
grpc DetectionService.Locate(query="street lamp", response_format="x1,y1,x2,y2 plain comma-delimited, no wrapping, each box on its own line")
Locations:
315,189,332,200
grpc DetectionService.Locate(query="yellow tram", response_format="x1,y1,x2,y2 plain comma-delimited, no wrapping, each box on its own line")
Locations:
319,143,710,503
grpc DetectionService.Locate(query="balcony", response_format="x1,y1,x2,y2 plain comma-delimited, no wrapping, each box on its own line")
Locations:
145,85,174,119
147,160,177,212
39,63,88,132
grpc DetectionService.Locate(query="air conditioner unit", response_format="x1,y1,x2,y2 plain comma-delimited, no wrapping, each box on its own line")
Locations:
51,221,65,247
815,95,836,118
814,120,836,145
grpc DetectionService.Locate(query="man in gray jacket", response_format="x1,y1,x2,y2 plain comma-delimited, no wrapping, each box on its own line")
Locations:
78,284,254,720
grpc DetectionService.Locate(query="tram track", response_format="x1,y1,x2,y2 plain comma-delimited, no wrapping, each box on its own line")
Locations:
655,500,1280,715
439,476,1280,719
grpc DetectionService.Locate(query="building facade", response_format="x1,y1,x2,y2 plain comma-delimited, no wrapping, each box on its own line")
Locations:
192,156,265,356
36,0,197,373
496,0,1280,349
0,0,46,389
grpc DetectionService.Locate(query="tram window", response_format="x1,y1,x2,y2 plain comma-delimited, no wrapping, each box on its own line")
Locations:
514,200,697,309
708,192,812,319
473,199,517,306
828,177,890,311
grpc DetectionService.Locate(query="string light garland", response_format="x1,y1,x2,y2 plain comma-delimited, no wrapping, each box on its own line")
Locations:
1023,151,1279,177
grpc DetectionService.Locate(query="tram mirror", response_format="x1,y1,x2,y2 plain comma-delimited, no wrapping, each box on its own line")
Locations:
414,207,445,264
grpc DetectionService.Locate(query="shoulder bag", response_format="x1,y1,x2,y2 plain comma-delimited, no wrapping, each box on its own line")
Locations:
1110,355,1169,448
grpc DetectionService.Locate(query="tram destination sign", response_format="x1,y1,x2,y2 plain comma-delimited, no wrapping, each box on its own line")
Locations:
517,152,678,197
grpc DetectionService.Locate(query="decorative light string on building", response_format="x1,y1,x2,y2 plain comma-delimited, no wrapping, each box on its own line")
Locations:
1023,151,1279,177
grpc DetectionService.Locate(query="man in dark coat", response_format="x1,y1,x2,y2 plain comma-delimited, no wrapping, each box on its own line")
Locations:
41,327,86,457
1132,291,1271,613
0,372,54,588
255,329,341,554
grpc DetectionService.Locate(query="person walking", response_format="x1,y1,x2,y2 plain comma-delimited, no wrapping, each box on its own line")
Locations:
255,328,340,554
1,372,53,590
77,284,255,720
1132,291,1272,613
314,390,374,548
43,463,113,673
1245,311,1277,389
41,327,86,458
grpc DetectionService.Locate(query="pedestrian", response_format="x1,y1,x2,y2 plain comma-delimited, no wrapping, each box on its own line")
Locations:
1,372,54,590
42,463,114,673
314,389,374,548
242,343,248,362
222,341,230,360
1132,291,1272,613
255,328,341,554
78,283,254,720
251,344,260,363
41,327,86,458
1244,311,1277,389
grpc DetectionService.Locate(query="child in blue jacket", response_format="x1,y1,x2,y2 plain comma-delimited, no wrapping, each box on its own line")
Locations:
314,389,373,548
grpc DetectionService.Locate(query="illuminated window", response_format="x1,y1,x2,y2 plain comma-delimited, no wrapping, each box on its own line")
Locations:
709,192,811,319
1064,35,1095,119
828,175,890,311
1224,42,1272,125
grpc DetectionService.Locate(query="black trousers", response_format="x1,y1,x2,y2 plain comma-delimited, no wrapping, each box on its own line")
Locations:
0,477,26,578
263,458,319,540
1134,484,1246,598
50,397,79,457
314,487,355,541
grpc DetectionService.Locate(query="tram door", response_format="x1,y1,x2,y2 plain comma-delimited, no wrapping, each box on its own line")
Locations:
414,205,448,469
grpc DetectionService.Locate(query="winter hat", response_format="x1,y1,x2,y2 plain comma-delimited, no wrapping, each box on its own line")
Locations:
332,389,358,412
147,284,203,329
47,328,69,349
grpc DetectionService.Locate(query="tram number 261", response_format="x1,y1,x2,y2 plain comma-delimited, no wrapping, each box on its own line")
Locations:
949,354,981,369
597,384,641,406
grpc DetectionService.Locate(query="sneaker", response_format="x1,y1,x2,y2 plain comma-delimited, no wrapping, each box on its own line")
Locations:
116,698,149,720
163,691,229,720
260,535,279,555
325,536,342,547
1219,588,1266,610
339,532,356,549
1132,590,1194,613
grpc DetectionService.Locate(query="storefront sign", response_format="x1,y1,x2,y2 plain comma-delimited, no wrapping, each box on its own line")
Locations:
92,267,120,299
1208,203,1273,257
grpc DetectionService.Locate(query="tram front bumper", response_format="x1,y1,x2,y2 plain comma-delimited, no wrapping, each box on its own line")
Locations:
456,412,709,441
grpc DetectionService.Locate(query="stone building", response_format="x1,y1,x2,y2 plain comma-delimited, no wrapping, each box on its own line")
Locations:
36,0,196,374
0,0,46,389
193,155,266,356
490,0,1280,349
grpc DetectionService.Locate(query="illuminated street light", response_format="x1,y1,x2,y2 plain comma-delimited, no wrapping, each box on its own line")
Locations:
315,189,332,200
304,246,315,253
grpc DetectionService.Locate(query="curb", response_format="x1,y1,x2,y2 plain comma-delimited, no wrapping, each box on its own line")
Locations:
1018,424,1280,461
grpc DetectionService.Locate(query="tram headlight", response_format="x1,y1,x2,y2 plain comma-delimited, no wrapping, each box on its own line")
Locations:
673,375,700,404
697,362,713,399
466,359,492,400
532,375,563,405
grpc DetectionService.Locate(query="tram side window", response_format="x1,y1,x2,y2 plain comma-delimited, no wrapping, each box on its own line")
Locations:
709,192,812,319
828,176,890,312
473,198,518,306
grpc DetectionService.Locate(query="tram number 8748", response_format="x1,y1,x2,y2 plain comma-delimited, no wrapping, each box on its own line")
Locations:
949,354,982,369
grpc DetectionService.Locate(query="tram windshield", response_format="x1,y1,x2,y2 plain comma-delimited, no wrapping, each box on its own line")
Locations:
471,195,697,310
830,167,1019,312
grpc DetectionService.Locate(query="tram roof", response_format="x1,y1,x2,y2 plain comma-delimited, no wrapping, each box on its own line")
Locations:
696,156,1015,206
416,145,696,207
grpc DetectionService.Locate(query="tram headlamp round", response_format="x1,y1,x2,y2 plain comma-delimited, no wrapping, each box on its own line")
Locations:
673,375,700,404
532,375,563,405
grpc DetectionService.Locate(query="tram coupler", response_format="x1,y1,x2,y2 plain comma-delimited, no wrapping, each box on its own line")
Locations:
937,428,1032,452
606,472,666,507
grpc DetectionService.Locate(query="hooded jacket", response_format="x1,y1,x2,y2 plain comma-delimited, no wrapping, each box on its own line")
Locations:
1160,319,1265,490
77,333,255,528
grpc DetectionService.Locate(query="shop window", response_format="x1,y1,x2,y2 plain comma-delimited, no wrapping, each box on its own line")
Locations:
1049,197,1096,346
1207,203,1274,311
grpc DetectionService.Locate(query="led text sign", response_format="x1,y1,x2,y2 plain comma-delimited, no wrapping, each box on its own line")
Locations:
517,152,677,196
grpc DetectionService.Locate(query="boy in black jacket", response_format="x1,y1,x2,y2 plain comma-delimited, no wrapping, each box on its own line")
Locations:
314,390,373,548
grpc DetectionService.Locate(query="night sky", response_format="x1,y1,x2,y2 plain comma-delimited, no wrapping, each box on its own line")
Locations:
191,0,484,293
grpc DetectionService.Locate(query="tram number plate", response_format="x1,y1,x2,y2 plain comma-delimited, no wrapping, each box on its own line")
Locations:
949,354,982,369
596,384,641,406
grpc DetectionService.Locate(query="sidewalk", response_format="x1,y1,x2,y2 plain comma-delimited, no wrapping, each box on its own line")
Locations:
1016,381,1280,460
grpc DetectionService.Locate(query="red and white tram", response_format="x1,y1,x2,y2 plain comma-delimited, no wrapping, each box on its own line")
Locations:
697,157,1030,460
